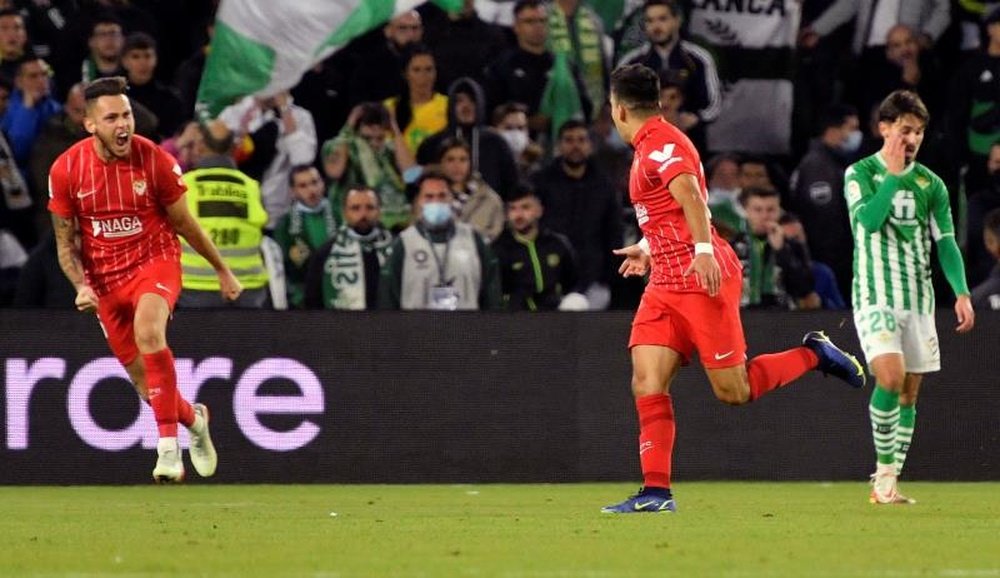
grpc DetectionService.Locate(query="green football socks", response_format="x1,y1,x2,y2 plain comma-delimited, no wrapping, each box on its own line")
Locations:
869,385,900,466
895,404,916,474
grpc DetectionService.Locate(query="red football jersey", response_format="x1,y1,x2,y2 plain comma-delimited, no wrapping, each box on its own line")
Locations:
48,135,187,296
629,117,741,290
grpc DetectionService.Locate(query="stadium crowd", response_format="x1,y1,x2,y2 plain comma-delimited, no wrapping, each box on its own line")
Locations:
1,0,999,313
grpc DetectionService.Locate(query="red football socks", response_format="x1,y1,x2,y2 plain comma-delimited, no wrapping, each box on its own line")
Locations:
747,347,819,401
143,348,179,437
177,397,195,429
636,393,675,489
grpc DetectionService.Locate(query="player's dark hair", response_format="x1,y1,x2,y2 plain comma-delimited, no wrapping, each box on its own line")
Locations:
513,0,545,17
507,181,539,203
123,31,157,54
985,208,1000,239
83,76,127,103
643,0,681,18
877,90,929,126
557,118,588,140
610,64,660,112
819,103,858,132
288,163,318,187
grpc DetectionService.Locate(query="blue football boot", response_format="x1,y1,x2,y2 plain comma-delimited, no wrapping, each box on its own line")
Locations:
601,488,676,514
802,331,866,389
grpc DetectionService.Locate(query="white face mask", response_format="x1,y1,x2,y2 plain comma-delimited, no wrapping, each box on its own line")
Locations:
500,129,529,156
839,129,863,154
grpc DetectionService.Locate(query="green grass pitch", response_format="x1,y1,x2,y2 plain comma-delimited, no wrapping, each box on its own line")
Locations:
1,483,997,577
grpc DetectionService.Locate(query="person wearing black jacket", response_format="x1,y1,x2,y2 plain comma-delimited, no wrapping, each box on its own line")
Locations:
416,77,517,199
531,119,622,309
492,184,578,310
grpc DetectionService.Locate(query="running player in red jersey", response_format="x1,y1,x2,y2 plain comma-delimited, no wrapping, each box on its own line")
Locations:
601,64,867,513
48,77,240,483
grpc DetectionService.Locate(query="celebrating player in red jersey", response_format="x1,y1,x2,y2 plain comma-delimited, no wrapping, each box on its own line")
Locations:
48,77,241,483
601,65,867,513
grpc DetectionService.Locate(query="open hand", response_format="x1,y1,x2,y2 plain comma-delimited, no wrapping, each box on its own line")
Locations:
613,244,651,278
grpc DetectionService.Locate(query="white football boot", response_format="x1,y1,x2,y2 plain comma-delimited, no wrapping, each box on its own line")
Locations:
152,437,185,483
188,403,218,477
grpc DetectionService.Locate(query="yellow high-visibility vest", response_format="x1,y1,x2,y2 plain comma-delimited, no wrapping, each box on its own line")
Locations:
180,167,268,291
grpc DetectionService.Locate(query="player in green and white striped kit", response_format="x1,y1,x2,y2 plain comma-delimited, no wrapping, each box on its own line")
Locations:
845,90,976,505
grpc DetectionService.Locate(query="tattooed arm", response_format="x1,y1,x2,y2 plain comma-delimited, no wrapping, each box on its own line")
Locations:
52,213,98,312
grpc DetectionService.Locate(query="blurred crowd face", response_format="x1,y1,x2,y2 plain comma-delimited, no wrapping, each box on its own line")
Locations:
440,145,472,187
558,126,592,168
878,114,925,165
496,108,530,156
358,122,388,153
885,25,919,66
291,167,325,208
643,4,681,46
343,188,381,235
514,4,548,51
453,92,477,125
64,85,88,128
16,58,51,99
987,143,1000,177
122,47,157,85
415,177,454,219
743,194,781,236
385,11,422,48
739,161,771,191
404,53,436,96
0,13,26,58
507,194,543,236
659,85,683,118
708,157,740,191
90,22,124,61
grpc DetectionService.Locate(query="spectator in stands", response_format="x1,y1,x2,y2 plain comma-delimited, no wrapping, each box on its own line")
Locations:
658,70,706,152
483,0,589,135
417,77,517,199
532,119,622,310
304,187,394,310
739,155,780,194
29,82,85,200
3,56,60,181
120,32,183,141
788,104,860,303
779,213,846,310
349,10,424,105
492,101,544,180
384,44,448,156
274,165,337,309
11,231,74,308
79,14,125,86
492,182,580,311
178,120,269,309
422,0,507,89
548,0,609,111
0,9,28,83
966,142,1000,286
436,137,504,242
322,102,415,232
0,74,34,250
735,187,817,310
799,0,950,56
860,24,942,121
379,167,501,310
704,152,744,240
218,91,317,230
971,208,1000,311
619,0,721,139
947,7,1000,195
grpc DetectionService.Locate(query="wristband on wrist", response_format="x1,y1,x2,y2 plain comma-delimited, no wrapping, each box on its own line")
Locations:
694,242,714,256
637,237,651,255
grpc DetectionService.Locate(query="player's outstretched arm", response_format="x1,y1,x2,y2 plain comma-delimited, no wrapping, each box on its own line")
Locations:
51,213,98,312
613,242,650,278
165,195,243,302
667,174,721,296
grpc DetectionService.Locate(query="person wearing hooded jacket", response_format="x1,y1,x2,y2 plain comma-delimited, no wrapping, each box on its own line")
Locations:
416,77,518,200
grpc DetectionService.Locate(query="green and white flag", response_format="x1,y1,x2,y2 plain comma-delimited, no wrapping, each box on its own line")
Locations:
197,0,461,118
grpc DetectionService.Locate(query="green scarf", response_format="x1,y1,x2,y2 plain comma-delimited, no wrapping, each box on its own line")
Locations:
748,236,776,306
548,3,606,111
324,130,410,230
321,225,394,310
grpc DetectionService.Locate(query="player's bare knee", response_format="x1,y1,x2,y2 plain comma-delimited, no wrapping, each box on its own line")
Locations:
876,372,906,391
133,325,166,353
630,373,664,397
713,385,750,406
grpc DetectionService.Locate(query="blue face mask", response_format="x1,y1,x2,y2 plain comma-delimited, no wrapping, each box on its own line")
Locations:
421,201,453,227
839,129,862,154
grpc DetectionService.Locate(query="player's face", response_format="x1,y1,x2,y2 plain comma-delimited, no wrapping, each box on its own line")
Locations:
644,5,680,45
558,128,592,166
343,189,381,235
744,195,780,236
291,168,324,208
879,114,925,165
85,94,135,160
507,196,542,235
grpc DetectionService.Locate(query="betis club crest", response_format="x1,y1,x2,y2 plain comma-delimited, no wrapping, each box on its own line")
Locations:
133,179,147,196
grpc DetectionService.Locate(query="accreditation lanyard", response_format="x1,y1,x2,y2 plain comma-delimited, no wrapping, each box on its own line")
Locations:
421,229,452,286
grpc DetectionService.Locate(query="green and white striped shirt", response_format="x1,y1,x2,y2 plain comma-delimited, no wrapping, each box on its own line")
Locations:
845,153,955,314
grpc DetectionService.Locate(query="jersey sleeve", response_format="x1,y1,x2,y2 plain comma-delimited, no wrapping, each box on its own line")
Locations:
927,176,955,241
46,154,74,218
152,146,188,206
844,164,872,217
647,140,700,189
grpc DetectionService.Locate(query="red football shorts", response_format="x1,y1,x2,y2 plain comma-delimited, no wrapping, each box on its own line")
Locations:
629,272,747,369
96,259,181,366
